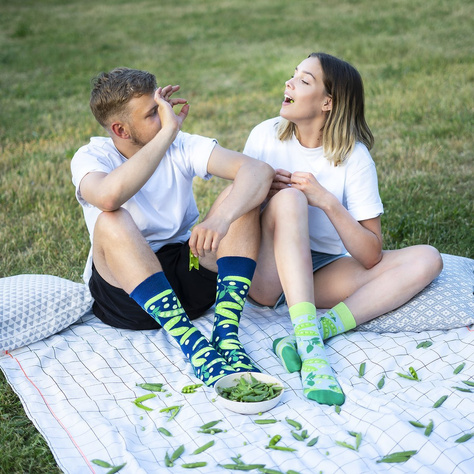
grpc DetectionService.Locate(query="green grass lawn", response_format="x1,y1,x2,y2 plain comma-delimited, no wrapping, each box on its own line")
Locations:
1,0,472,471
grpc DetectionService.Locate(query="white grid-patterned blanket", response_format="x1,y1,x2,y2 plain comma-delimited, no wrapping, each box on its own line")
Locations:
1,304,473,474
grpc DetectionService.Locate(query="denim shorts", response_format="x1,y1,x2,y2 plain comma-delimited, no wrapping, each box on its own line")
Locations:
250,250,348,309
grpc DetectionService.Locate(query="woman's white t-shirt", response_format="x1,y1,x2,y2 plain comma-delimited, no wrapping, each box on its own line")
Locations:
243,117,383,256
71,131,216,283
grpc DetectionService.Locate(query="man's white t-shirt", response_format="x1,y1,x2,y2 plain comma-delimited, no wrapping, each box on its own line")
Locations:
71,132,216,283
243,117,383,256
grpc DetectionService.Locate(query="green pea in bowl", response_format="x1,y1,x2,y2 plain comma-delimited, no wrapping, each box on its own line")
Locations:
214,372,284,414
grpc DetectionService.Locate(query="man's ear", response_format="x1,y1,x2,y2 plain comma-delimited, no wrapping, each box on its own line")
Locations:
110,121,130,139
322,96,332,112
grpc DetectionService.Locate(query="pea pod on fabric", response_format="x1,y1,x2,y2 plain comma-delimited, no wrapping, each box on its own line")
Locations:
268,434,281,447
455,433,474,443
358,362,366,377
291,431,305,441
136,382,165,392
409,421,425,428
254,419,278,424
219,463,266,470
167,444,185,465
133,393,156,411
285,417,302,430
433,395,448,408
92,459,112,468
106,463,127,474
424,419,434,437
376,450,417,463
257,468,286,474
182,383,203,393
453,362,465,374
306,436,319,447
192,440,215,454
462,380,474,387
200,420,222,430
157,427,172,436
182,462,208,468
416,341,433,349
266,445,297,452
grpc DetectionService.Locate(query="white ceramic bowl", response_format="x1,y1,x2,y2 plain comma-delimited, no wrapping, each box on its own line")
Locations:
214,372,284,414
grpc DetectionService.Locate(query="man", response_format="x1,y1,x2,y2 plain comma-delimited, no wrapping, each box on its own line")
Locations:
71,68,274,386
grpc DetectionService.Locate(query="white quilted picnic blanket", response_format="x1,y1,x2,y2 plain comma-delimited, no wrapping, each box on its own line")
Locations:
1,304,473,474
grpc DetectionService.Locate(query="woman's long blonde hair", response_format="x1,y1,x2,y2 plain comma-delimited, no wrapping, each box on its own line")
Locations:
277,52,374,166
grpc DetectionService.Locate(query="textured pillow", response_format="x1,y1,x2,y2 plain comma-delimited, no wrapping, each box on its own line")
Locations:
355,253,473,333
0,274,93,352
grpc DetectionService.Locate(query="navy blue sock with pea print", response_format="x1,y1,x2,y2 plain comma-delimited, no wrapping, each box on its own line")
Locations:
130,272,236,386
210,256,260,372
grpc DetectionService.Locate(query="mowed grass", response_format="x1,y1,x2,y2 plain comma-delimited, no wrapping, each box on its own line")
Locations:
0,0,473,471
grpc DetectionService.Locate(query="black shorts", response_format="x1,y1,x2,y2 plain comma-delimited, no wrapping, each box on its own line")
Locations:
89,242,217,330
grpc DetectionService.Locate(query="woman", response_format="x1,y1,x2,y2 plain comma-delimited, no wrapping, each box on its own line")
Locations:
243,52,443,406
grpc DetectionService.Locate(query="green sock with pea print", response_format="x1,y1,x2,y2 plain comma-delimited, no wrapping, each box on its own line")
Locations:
210,256,260,372
130,272,236,386
289,301,345,406
274,302,356,372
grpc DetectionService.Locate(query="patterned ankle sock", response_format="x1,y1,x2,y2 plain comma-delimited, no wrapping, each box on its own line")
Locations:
319,302,356,340
290,302,345,406
211,256,260,372
273,336,302,373
130,272,236,386
274,302,357,371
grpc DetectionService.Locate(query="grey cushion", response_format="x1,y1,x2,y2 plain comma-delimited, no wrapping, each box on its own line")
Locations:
355,253,473,333
0,274,93,352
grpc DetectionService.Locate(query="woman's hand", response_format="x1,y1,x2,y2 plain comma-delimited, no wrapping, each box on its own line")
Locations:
290,171,332,210
267,168,292,199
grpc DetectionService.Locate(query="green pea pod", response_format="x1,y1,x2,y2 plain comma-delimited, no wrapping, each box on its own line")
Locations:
106,463,127,474
376,450,417,463
136,382,164,392
300,429,308,439
416,341,433,349
134,399,154,411
306,436,319,447
453,363,465,374
218,464,265,470
134,393,156,404
452,386,473,393
158,427,172,436
409,367,419,380
192,440,215,454
462,380,474,387
268,434,281,447
291,431,304,441
455,433,474,443
287,471,302,474
266,445,297,452
182,462,208,468
165,451,173,467
189,248,199,271
409,421,425,428
170,444,185,463
335,440,357,451
258,468,286,474
182,383,203,393
359,362,366,377
285,417,302,430
254,419,278,424
200,420,222,430
377,375,385,389
335,405,341,414
424,419,434,437
92,459,112,468
433,395,448,408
